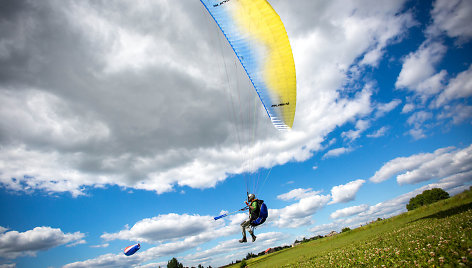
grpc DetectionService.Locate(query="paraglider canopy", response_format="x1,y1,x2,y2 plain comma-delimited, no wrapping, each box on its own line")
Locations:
200,0,296,131
124,243,140,256
200,0,297,197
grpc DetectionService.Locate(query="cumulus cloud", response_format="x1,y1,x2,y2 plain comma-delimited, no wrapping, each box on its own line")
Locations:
434,64,472,107
367,126,389,138
101,214,223,243
396,146,472,185
429,0,472,41
341,120,370,141
90,243,109,248
338,99,398,141
406,110,433,139
407,110,433,126
375,99,401,118
0,0,412,200
330,204,369,219
401,103,415,113
0,0,413,196
396,41,447,94
417,70,448,99
407,128,426,140
438,104,472,125
270,194,331,228
0,226,85,259
370,147,451,183
370,144,472,184
323,147,353,159
277,188,321,201
329,179,366,204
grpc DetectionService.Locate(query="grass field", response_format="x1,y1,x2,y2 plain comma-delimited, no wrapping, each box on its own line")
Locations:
227,188,472,267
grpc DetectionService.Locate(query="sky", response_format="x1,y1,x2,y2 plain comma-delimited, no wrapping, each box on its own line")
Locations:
0,0,472,267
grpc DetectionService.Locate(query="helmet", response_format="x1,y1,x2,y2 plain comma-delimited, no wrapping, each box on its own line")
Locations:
248,193,255,202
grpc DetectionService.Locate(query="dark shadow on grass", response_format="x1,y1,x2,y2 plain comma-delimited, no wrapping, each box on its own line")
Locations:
410,202,472,223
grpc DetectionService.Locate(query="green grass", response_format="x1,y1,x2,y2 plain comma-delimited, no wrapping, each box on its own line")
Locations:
228,188,472,267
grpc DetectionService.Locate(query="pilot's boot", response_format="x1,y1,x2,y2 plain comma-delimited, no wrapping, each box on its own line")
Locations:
249,229,257,242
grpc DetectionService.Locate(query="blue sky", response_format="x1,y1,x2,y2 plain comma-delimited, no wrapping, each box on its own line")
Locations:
1,0,472,267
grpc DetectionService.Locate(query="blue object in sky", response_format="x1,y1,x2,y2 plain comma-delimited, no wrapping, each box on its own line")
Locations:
123,243,140,256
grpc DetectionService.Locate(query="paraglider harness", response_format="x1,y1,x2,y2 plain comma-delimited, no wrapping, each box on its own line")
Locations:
250,199,268,227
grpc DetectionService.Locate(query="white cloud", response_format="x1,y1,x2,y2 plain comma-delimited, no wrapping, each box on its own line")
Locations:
0,89,110,149
396,146,472,185
415,70,448,102
101,214,223,243
406,110,433,139
407,111,433,127
430,0,472,41
270,194,331,228
395,41,447,92
330,204,369,219
277,188,320,201
401,103,415,113
90,243,109,248
367,126,389,138
338,99,398,141
369,145,472,184
341,120,370,141
0,0,413,197
375,99,401,118
309,222,340,235
329,179,366,204
323,147,353,159
408,128,427,140
0,264,16,268
434,64,472,107
370,147,451,183
0,227,85,259
438,104,472,125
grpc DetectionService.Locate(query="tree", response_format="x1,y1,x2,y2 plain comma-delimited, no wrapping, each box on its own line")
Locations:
406,188,450,211
239,260,247,268
167,257,183,268
245,252,256,260
341,227,351,233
